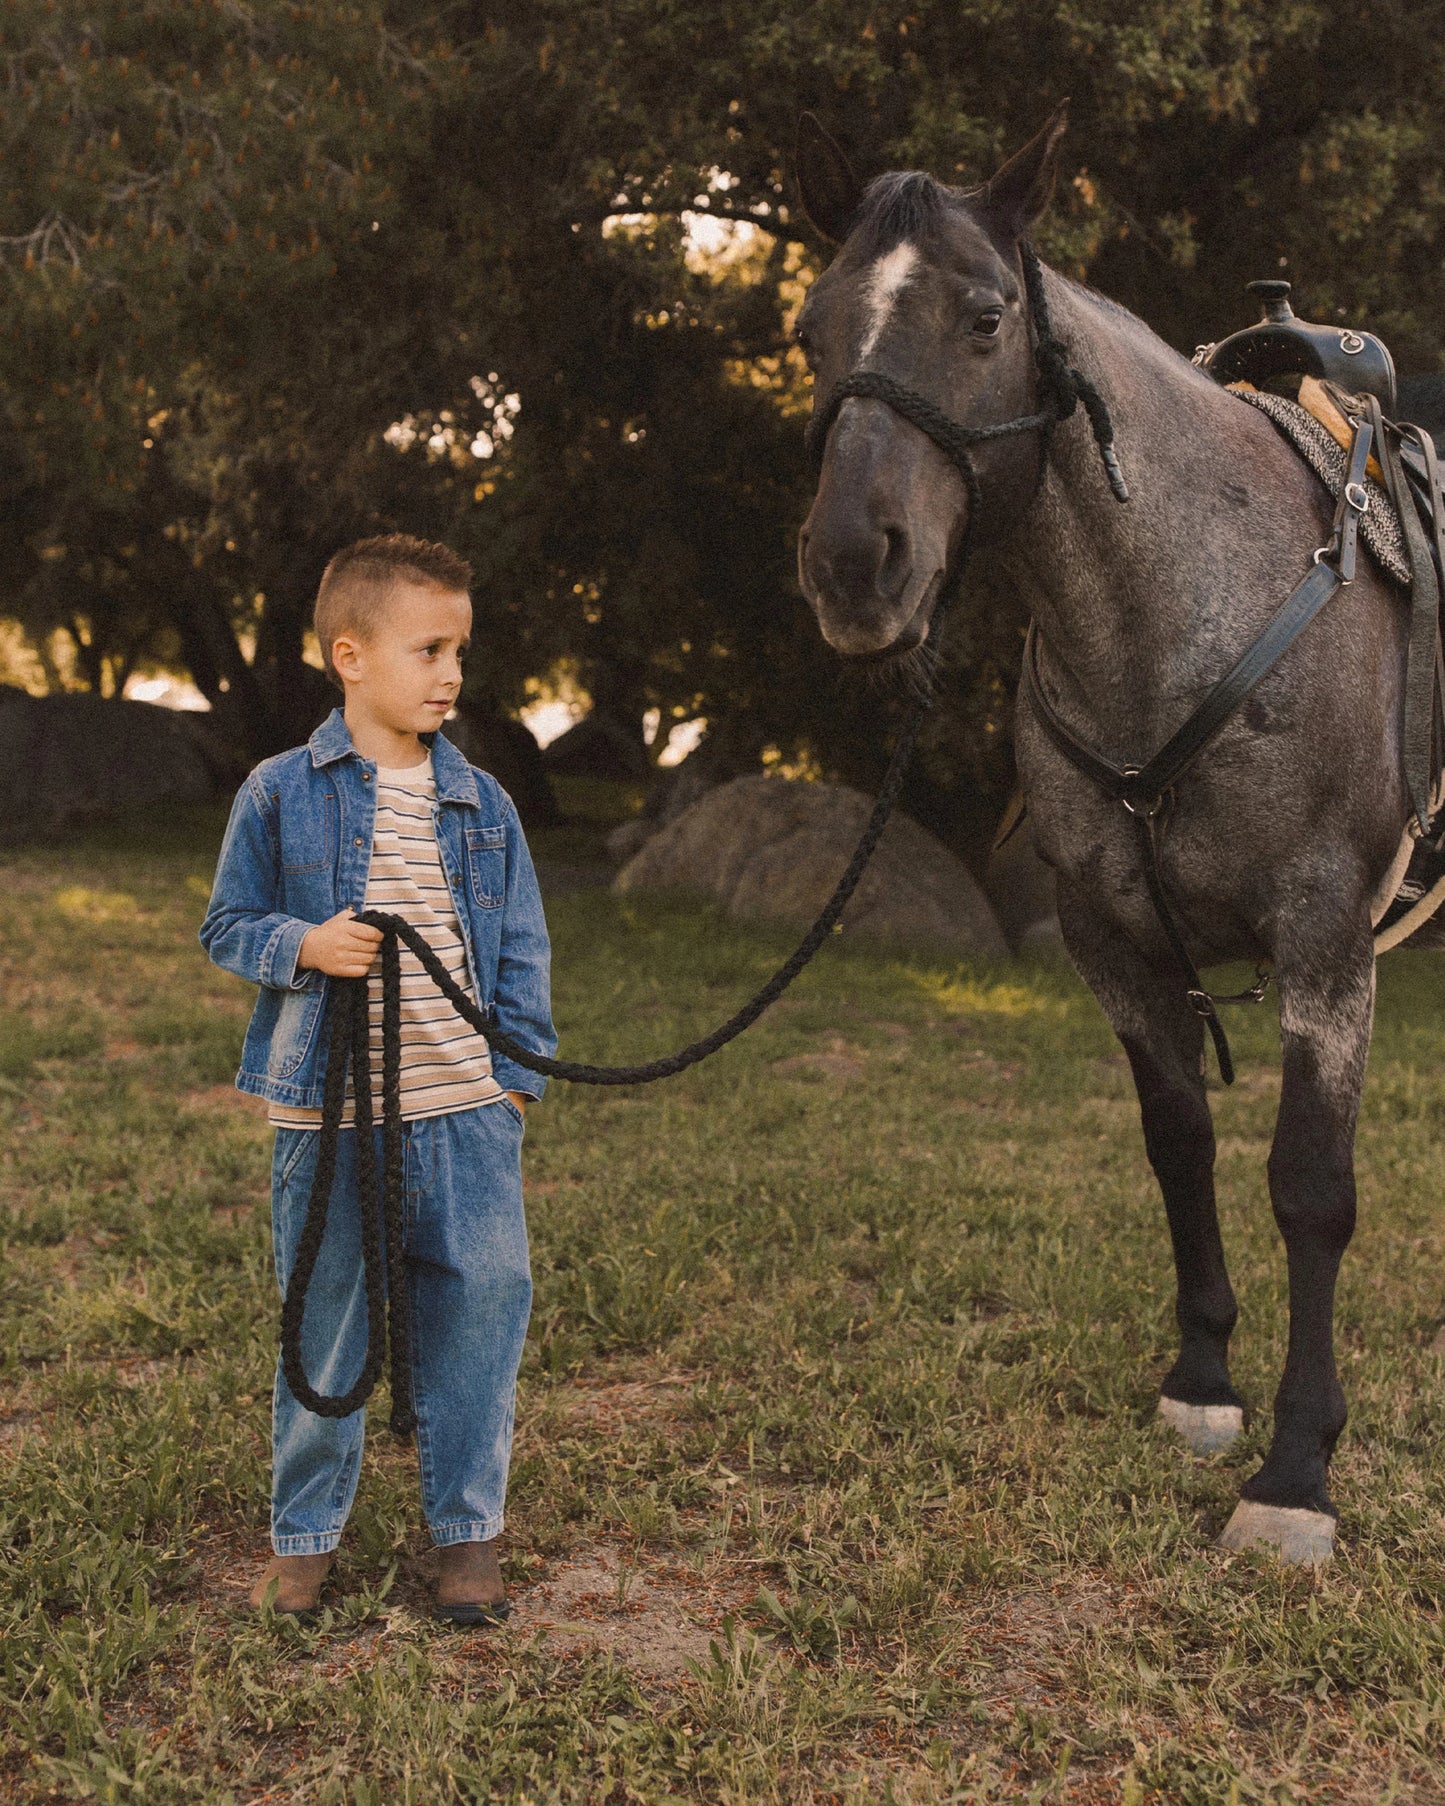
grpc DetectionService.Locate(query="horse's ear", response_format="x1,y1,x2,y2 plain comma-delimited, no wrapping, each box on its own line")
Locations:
981,102,1070,240
795,113,862,245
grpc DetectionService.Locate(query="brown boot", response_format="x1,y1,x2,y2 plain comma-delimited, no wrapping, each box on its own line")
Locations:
248,1552,333,1615
434,1539,509,1625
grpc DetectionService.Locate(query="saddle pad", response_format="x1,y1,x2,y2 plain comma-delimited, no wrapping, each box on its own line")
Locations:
1230,387,1411,585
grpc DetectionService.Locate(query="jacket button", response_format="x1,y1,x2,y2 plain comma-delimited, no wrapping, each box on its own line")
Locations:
361,772,371,782
451,873,461,887
354,836,364,846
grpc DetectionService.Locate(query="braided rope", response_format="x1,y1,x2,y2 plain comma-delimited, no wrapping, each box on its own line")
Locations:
275,241,1131,1429
277,602,950,1431
366,600,953,1087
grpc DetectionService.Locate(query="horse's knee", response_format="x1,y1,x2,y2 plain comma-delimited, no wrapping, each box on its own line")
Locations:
1267,1124,1357,1249
1136,1079,1214,1189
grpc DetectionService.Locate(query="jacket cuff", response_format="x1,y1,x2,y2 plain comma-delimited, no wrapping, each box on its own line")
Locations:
492,1055,547,1100
261,918,319,991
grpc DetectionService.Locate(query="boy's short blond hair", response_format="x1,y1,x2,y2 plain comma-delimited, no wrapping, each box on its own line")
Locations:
314,534,473,689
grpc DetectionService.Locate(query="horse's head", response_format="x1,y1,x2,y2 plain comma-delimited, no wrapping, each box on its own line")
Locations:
794,108,1069,659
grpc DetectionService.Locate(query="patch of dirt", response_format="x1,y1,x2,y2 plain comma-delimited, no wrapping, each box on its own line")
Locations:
950,1576,1125,1712
210,1201,256,1226
111,1356,184,1388
942,1043,1024,1082
181,1084,262,1116
503,1542,759,1679
870,1021,912,1041
1216,1135,1271,1161
196,1530,760,1685
770,1036,868,1080
1231,1066,1282,1097
559,1374,689,1432
0,1409,43,1450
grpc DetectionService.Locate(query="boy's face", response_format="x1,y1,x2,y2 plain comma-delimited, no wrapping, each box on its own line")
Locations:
332,581,473,736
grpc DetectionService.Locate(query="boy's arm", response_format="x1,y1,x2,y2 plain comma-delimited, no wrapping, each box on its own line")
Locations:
198,776,325,990
490,795,558,1100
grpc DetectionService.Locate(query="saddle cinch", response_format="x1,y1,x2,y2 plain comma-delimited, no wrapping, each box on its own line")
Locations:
1198,281,1445,950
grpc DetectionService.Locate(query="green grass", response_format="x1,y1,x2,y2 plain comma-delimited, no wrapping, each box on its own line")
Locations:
4,802,1445,1801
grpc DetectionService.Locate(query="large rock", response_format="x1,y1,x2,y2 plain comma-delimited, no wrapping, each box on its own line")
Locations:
614,772,1009,958
0,687,221,843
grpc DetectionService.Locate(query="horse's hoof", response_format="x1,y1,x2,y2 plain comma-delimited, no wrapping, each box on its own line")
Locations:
1217,1500,1336,1566
1157,1396,1243,1456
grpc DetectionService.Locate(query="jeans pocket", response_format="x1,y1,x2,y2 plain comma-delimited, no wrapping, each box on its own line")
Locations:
276,1127,320,1192
499,1096,525,1132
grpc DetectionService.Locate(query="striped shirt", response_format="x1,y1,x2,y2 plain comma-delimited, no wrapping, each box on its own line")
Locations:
270,756,504,1128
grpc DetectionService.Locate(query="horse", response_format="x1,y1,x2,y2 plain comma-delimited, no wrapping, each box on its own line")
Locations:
792,105,1431,1564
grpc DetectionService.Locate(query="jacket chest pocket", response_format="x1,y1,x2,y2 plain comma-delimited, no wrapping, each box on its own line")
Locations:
279,790,336,877
465,826,506,908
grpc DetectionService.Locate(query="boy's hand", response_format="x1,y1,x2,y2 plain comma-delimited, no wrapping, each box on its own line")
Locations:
505,1091,528,1115
296,910,384,978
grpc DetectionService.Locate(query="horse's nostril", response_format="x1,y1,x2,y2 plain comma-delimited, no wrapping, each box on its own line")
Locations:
803,519,911,610
879,526,908,588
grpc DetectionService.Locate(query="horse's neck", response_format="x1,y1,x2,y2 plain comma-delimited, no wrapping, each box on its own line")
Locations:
991,272,1295,734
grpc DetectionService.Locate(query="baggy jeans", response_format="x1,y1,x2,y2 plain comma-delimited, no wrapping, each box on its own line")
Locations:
268,1099,531,1555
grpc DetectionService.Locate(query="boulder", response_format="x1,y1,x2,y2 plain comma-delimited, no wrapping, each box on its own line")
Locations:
984,813,1063,951
446,702,559,828
614,772,1009,959
0,686,220,844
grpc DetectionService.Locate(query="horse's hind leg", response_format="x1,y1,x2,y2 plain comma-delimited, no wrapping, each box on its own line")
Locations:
1057,885,1243,1454
1220,928,1374,1567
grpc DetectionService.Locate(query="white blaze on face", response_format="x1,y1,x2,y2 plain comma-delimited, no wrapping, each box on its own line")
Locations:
858,242,919,359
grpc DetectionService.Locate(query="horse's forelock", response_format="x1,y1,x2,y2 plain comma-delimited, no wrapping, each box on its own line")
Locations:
850,171,961,258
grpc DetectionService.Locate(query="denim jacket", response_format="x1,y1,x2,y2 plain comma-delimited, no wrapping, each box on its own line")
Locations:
199,709,556,1109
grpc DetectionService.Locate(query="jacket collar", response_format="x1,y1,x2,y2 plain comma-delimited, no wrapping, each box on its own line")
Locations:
307,708,480,807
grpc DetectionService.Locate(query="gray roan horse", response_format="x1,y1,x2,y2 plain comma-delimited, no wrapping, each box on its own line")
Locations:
793,108,1432,1565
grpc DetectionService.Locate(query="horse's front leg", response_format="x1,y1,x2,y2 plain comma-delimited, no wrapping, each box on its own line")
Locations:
1221,926,1374,1566
1056,880,1244,1454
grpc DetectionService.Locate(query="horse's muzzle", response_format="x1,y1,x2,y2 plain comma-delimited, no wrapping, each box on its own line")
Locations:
804,558,943,661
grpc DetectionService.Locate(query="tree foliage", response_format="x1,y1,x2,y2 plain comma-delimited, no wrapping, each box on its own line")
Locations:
3,0,1442,838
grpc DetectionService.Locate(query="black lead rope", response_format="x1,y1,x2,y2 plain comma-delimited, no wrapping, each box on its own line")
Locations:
278,238,1133,1433
281,601,955,1434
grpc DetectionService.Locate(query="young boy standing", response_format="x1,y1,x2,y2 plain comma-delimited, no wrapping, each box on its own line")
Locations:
200,534,555,1622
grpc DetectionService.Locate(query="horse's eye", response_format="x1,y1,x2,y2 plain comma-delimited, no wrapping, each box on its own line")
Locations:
793,324,814,359
973,308,1003,337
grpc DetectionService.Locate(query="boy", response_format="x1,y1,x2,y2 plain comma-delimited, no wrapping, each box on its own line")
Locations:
200,534,555,1622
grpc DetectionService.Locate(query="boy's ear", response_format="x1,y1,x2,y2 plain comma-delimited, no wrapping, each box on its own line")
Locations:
980,102,1070,242
796,113,863,245
330,634,362,684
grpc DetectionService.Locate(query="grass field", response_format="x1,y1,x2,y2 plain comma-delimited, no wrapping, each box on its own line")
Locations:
5,806,1445,1803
